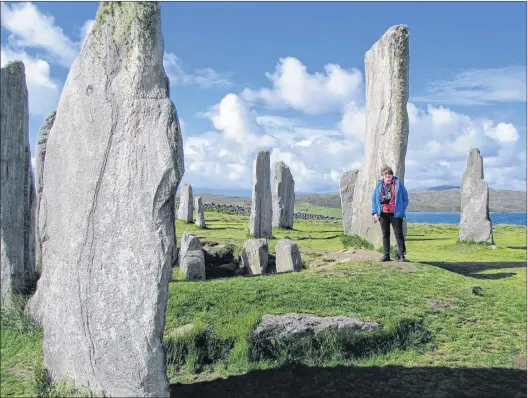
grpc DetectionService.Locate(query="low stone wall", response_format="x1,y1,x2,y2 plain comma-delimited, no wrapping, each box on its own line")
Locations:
174,200,342,221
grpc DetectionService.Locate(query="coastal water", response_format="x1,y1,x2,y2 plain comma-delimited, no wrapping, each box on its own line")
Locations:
406,212,526,226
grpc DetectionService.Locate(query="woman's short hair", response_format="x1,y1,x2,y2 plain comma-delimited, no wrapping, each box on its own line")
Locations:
381,166,394,176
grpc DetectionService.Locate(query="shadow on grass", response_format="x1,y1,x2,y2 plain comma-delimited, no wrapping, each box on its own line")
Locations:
423,261,526,280
170,363,527,398
507,246,527,250
406,238,450,242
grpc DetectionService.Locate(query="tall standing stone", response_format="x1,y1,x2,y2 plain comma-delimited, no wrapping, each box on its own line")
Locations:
349,25,410,248
459,148,494,244
339,169,359,234
250,150,272,238
177,184,193,223
0,61,36,305
35,112,56,275
26,3,183,397
195,196,206,228
272,161,295,229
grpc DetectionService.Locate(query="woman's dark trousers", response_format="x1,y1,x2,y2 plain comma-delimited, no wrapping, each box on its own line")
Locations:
379,212,406,257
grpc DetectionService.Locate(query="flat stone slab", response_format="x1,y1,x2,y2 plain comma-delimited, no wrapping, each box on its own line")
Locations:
252,313,380,342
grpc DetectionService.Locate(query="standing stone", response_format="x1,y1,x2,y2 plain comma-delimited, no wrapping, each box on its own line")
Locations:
250,150,272,238
180,250,205,280
0,61,36,305
349,25,410,248
275,239,303,273
35,112,56,275
241,239,268,276
459,148,494,244
177,184,193,223
26,3,183,397
195,196,206,229
179,232,202,267
339,169,359,234
272,161,295,229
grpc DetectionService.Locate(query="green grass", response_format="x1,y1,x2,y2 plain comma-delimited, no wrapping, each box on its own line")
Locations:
2,211,526,394
296,202,342,218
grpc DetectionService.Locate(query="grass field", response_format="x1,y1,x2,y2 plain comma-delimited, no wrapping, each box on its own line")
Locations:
1,210,526,397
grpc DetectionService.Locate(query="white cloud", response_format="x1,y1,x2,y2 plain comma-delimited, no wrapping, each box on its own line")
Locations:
1,46,59,117
483,121,519,143
413,66,527,106
242,57,363,114
339,102,365,140
1,2,78,67
164,52,232,88
79,19,95,48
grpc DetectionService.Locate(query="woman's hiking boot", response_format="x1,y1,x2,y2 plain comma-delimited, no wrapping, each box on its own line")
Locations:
379,254,390,262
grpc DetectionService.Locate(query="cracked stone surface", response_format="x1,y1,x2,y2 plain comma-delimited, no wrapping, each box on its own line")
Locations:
26,3,183,396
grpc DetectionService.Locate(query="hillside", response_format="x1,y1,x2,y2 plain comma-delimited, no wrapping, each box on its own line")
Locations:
193,189,527,213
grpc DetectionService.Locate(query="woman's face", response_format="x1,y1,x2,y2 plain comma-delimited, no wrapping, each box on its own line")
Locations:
383,172,393,184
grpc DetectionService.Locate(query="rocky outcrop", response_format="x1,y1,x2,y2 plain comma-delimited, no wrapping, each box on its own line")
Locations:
272,161,295,229
177,184,193,223
275,239,303,273
0,61,36,305
252,313,380,343
26,3,183,397
35,112,56,275
349,25,410,248
250,151,272,238
241,239,268,275
195,196,206,229
339,169,359,234
459,148,494,244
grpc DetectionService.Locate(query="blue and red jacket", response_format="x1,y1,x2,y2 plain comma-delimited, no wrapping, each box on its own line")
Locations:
371,176,409,218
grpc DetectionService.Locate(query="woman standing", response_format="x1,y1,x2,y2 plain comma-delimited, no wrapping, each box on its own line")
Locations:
371,166,409,262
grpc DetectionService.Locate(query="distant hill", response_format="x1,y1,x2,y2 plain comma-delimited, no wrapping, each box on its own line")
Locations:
422,185,460,191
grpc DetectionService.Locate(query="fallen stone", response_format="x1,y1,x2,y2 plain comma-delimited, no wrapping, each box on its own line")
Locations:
178,184,193,223
252,313,380,342
275,239,303,273
1,61,37,305
35,112,56,275
179,232,202,267
349,25,410,248
180,250,205,281
241,239,268,275
339,169,359,234
250,151,272,238
459,148,494,244
272,161,295,229
195,196,206,228
26,4,183,396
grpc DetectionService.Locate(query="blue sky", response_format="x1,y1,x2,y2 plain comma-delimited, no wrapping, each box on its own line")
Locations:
1,1,526,192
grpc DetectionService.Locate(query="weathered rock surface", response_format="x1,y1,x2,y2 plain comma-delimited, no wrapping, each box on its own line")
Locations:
195,196,206,228
339,169,359,234
35,112,56,275
252,313,380,342
0,61,36,305
179,232,202,267
26,3,183,397
275,239,303,273
250,151,272,238
178,184,193,223
180,249,205,281
350,25,410,248
459,148,494,244
241,239,268,275
272,161,295,229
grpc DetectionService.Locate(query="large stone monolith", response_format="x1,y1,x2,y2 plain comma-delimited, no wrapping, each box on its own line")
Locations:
195,196,206,228
459,148,494,244
339,169,359,234
241,239,269,275
250,150,272,238
35,112,56,274
349,25,410,248
272,161,295,229
26,3,184,396
177,184,193,223
0,61,36,306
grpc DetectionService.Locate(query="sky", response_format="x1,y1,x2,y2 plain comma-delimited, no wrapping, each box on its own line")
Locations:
1,1,526,193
